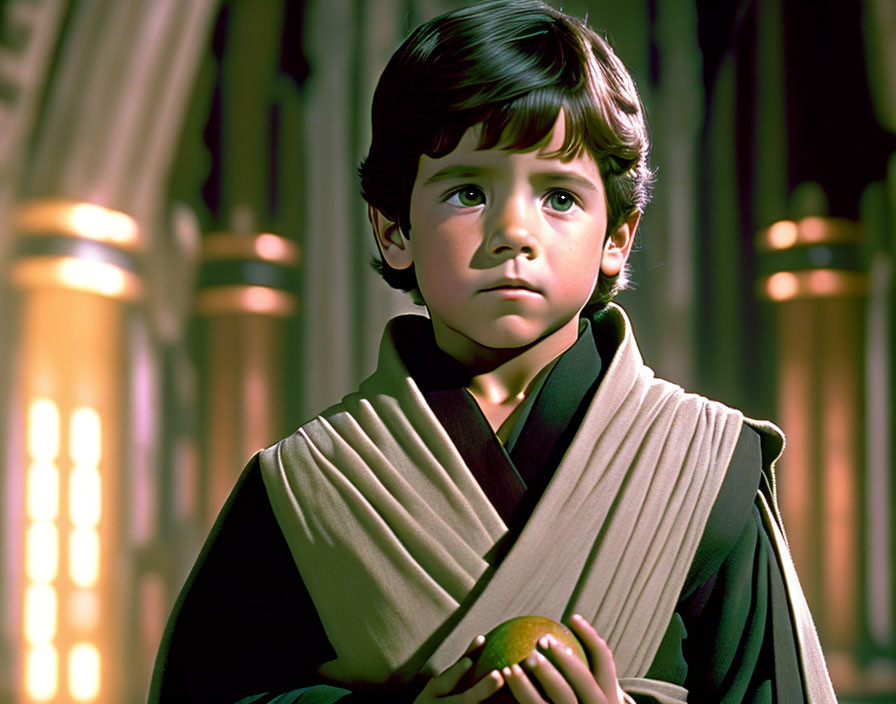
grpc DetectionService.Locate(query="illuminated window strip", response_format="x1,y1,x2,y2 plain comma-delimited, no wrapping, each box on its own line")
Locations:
69,642,101,701
25,645,58,701
25,399,61,702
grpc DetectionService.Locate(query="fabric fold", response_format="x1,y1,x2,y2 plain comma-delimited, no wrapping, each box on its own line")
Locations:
260,304,746,688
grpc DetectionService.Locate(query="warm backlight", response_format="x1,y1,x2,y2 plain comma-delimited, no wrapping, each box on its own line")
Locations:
69,528,100,588
57,258,127,298
67,202,139,246
69,643,101,701
69,466,101,527
25,645,58,701
70,407,102,466
765,271,800,301
24,585,57,646
26,523,58,583
28,399,60,462
766,220,799,250
27,461,59,521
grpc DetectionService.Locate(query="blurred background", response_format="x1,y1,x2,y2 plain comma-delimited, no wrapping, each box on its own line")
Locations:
0,0,894,701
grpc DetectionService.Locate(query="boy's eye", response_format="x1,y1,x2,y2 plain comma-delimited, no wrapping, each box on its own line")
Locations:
446,186,485,207
546,190,576,212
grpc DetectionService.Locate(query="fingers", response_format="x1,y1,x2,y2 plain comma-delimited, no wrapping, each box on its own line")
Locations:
419,658,504,703
428,656,475,697
464,634,486,659
460,669,504,703
537,635,603,703
569,614,620,703
503,661,552,703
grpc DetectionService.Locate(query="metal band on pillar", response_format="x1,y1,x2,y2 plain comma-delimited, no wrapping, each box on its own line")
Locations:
10,198,144,301
195,232,299,525
756,216,867,301
196,232,299,316
756,215,866,688
8,198,143,704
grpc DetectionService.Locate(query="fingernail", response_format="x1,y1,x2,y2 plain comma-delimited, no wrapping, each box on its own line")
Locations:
502,666,513,678
526,650,539,668
474,635,485,646
572,613,586,623
512,663,525,676
538,635,551,649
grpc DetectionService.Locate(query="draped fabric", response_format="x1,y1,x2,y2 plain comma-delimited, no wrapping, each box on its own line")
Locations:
153,303,836,703
259,304,745,689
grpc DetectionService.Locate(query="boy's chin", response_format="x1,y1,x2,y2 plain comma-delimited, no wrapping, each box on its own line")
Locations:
447,316,577,353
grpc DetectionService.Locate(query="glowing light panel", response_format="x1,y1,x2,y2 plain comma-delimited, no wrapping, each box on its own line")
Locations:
28,400,59,462
24,585,57,646
27,461,59,521
68,590,101,634
57,258,127,298
69,466,101,527
25,645,58,701
69,643,101,701
766,272,800,301
767,220,798,250
68,202,139,246
70,407,102,466
26,523,58,583
69,528,100,588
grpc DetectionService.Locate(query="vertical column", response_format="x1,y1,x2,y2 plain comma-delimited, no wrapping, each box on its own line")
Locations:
8,199,143,703
195,232,300,525
756,215,866,690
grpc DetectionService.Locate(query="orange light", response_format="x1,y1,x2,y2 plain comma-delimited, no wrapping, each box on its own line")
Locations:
765,272,800,301
255,233,290,261
69,466,101,527
807,269,838,297
26,523,58,583
68,643,101,701
68,590,101,634
24,585,57,646
67,202,139,246
70,407,102,466
767,220,799,250
27,462,59,522
69,528,100,588
57,258,127,298
28,400,59,462
25,645,58,701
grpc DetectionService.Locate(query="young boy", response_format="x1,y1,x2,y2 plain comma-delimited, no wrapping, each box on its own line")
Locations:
151,1,835,702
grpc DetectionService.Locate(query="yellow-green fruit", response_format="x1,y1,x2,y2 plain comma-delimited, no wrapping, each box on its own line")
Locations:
471,615,588,682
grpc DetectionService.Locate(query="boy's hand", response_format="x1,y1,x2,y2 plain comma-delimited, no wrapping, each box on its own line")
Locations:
414,635,505,703
501,614,623,704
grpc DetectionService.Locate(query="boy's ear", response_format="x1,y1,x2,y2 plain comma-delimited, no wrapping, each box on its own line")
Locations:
370,206,414,270
600,211,640,277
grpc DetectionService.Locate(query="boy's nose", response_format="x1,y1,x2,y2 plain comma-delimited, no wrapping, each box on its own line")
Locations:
487,197,539,259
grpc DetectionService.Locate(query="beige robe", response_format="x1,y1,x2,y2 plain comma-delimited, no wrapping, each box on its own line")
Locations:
259,304,835,702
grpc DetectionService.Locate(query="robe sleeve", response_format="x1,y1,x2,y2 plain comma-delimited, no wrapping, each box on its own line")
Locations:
149,456,376,703
638,426,807,704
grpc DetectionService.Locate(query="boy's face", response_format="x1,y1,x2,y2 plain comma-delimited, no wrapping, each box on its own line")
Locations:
374,113,637,357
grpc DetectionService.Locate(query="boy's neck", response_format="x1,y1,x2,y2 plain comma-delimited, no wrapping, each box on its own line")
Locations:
432,316,582,432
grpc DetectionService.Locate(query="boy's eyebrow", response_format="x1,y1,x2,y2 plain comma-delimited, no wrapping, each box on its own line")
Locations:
422,165,601,193
421,165,492,185
532,171,602,193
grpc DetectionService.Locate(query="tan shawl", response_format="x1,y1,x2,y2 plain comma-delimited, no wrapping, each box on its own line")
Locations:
259,304,833,701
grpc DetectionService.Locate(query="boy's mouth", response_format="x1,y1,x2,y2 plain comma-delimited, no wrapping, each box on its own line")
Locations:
479,278,541,294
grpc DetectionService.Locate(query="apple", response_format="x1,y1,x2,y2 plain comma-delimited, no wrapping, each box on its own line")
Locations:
470,615,589,687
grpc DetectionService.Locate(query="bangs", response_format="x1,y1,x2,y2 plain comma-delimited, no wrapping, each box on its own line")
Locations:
423,84,637,174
